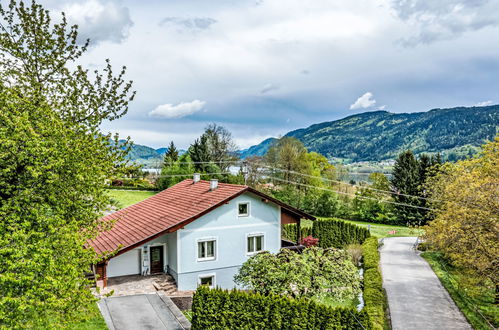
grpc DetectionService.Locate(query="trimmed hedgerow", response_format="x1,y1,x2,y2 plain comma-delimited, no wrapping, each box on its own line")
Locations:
312,218,370,248
281,224,311,242
191,286,371,330
362,237,387,330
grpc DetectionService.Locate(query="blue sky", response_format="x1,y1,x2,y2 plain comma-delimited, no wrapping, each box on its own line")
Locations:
40,0,499,149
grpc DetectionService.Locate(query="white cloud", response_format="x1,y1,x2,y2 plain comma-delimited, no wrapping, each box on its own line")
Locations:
391,0,499,46
475,100,492,107
350,92,377,110
377,105,387,110
149,100,206,119
64,0,133,45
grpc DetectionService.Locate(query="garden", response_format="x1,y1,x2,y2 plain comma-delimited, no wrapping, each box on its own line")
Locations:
190,218,388,330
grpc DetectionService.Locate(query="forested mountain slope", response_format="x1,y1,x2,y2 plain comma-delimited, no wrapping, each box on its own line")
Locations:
243,105,499,162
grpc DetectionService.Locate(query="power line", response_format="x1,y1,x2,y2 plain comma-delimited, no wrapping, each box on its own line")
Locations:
266,176,435,211
113,172,233,179
261,165,439,203
139,161,437,203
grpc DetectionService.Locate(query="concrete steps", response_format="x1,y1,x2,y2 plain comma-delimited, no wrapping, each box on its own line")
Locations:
153,275,178,295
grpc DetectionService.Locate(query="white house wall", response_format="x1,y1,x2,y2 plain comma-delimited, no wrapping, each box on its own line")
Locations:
177,192,280,290
106,232,176,279
106,249,141,277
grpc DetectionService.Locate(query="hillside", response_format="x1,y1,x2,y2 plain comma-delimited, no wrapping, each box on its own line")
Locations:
242,105,499,162
238,137,278,158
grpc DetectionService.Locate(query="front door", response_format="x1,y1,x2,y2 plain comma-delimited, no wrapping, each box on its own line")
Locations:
150,246,164,274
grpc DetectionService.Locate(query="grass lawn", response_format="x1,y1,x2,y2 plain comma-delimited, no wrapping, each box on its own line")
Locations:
107,189,157,209
421,252,498,330
302,218,421,238
343,220,422,238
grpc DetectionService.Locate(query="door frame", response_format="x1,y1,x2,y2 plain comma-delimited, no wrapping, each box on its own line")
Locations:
148,243,167,274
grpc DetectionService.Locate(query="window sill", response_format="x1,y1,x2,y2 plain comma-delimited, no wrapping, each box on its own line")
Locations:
197,257,216,262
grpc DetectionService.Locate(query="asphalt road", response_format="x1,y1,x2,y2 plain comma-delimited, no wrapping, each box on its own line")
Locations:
98,293,189,330
379,237,471,330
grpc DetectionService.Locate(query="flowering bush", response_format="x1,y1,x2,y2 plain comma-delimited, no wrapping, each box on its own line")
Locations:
300,235,319,247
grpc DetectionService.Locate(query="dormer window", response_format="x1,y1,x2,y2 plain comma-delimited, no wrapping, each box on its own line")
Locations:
238,202,250,217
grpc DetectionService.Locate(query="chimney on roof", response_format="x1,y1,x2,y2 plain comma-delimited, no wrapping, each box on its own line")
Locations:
210,179,218,191
193,173,200,183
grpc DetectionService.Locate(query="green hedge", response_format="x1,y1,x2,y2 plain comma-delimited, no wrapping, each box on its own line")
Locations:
282,219,370,247
312,218,370,248
362,237,387,330
191,286,371,330
281,224,311,242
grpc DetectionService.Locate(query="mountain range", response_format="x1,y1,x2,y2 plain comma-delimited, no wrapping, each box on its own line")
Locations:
239,105,499,162
129,105,498,166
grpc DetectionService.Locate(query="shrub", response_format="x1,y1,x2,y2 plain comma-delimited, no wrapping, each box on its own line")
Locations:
234,247,361,301
362,237,386,330
300,235,319,247
312,218,370,248
191,286,371,330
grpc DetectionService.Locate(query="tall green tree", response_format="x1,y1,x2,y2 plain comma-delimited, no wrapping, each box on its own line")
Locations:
189,134,211,172
265,137,311,184
163,141,179,165
202,123,238,171
0,1,134,327
390,151,423,224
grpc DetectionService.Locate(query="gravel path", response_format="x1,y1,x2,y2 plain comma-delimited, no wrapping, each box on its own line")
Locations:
379,237,471,330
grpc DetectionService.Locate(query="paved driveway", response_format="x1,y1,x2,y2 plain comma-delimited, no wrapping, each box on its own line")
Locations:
98,293,190,330
379,237,471,330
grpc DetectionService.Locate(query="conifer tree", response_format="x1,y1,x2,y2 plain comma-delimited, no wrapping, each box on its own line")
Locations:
391,150,422,224
163,141,179,166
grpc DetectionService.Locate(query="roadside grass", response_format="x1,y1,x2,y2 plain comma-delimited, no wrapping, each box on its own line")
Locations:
302,218,421,238
107,189,157,209
421,251,498,330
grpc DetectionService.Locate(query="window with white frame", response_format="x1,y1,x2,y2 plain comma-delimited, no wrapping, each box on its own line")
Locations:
247,234,264,254
238,202,250,216
197,239,216,261
198,274,215,288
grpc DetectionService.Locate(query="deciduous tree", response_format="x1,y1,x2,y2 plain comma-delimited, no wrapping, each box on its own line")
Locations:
424,137,498,302
0,1,134,327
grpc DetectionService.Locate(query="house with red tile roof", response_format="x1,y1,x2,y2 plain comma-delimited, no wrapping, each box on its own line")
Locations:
90,175,314,290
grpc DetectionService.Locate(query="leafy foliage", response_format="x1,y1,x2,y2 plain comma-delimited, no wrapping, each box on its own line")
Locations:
0,1,134,327
234,247,361,302
424,137,499,303
243,106,499,162
353,172,395,224
191,286,371,330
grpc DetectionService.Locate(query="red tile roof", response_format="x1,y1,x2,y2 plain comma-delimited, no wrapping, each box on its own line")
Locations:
89,179,314,256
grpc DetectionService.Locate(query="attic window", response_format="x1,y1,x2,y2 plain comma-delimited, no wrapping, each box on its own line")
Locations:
238,202,250,217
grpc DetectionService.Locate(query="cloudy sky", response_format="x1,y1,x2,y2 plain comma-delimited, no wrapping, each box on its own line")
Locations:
40,0,499,149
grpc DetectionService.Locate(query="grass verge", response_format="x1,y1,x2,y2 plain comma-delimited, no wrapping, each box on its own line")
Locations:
421,251,498,330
